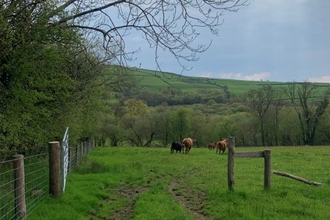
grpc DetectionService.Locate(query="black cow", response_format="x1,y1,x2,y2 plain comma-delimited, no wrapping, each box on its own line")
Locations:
170,141,182,153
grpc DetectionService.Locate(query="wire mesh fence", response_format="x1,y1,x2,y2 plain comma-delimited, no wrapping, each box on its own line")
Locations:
69,141,94,172
25,153,49,218
0,140,95,219
0,158,16,220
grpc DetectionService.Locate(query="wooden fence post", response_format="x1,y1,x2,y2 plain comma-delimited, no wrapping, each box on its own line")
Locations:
264,150,271,190
13,154,26,219
49,141,61,198
227,137,235,191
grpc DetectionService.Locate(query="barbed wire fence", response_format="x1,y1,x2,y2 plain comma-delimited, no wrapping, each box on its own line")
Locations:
0,128,95,219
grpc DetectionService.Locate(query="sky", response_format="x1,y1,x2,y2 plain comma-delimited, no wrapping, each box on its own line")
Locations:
125,0,330,83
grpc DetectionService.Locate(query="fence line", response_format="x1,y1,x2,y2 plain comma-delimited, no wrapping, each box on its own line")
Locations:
227,137,271,191
0,157,17,220
0,139,95,219
24,153,48,218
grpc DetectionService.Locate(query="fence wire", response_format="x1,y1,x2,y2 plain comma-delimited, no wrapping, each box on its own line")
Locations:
0,141,95,220
0,158,16,220
25,153,49,219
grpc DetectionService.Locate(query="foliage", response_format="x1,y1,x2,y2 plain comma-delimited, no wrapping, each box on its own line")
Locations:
171,107,191,141
0,5,79,155
0,1,111,157
96,83,330,147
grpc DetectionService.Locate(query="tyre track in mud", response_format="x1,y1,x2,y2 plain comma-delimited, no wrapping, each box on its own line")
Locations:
111,186,148,220
168,180,208,220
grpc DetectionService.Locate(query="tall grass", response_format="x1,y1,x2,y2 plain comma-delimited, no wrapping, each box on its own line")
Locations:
29,146,330,220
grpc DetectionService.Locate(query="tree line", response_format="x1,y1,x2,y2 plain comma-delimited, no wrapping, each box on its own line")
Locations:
133,88,229,106
96,81,330,148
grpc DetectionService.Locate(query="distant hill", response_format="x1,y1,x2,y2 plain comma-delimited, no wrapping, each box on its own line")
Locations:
132,68,295,95
106,67,329,106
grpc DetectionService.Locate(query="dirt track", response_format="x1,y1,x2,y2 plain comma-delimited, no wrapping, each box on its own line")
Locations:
168,180,207,220
103,179,208,220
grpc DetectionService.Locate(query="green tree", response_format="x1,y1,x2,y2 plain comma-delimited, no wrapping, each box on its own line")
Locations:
188,109,206,147
98,113,125,147
316,104,330,144
153,106,173,147
223,112,254,146
120,99,156,146
0,14,79,155
171,107,190,141
246,85,276,146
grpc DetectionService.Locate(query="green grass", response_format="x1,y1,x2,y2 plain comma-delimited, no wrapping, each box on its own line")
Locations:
132,68,305,95
28,146,330,220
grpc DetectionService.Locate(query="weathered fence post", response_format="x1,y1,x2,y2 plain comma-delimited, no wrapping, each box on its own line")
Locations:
13,154,26,219
227,137,235,191
264,149,271,190
49,141,61,198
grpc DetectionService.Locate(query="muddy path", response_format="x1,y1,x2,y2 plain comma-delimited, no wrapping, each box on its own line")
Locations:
90,169,209,220
168,180,208,220
111,186,148,220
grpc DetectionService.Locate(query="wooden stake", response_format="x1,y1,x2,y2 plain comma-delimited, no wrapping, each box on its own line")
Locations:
272,170,322,186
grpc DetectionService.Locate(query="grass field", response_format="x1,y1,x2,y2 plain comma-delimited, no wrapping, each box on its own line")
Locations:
132,68,300,95
29,146,330,220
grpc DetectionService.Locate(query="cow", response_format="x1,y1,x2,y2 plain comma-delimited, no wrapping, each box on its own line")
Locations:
207,141,217,150
182,137,195,154
215,138,229,154
170,141,182,153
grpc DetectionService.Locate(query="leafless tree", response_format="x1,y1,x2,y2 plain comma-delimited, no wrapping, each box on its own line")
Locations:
285,82,330,146
44,0,248,69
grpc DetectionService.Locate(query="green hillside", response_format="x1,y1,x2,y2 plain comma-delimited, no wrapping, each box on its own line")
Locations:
132,68,293,95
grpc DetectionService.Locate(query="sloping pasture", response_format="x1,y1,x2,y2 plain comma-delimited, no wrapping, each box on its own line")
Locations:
132,68,286,95
29,146,330,220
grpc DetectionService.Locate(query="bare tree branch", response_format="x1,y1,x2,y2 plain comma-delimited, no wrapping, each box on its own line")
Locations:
43,0,248,70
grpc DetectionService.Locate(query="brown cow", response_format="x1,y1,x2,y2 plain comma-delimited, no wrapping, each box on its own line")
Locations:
215,138,229,154
182,137,195,154
207,141,217,150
